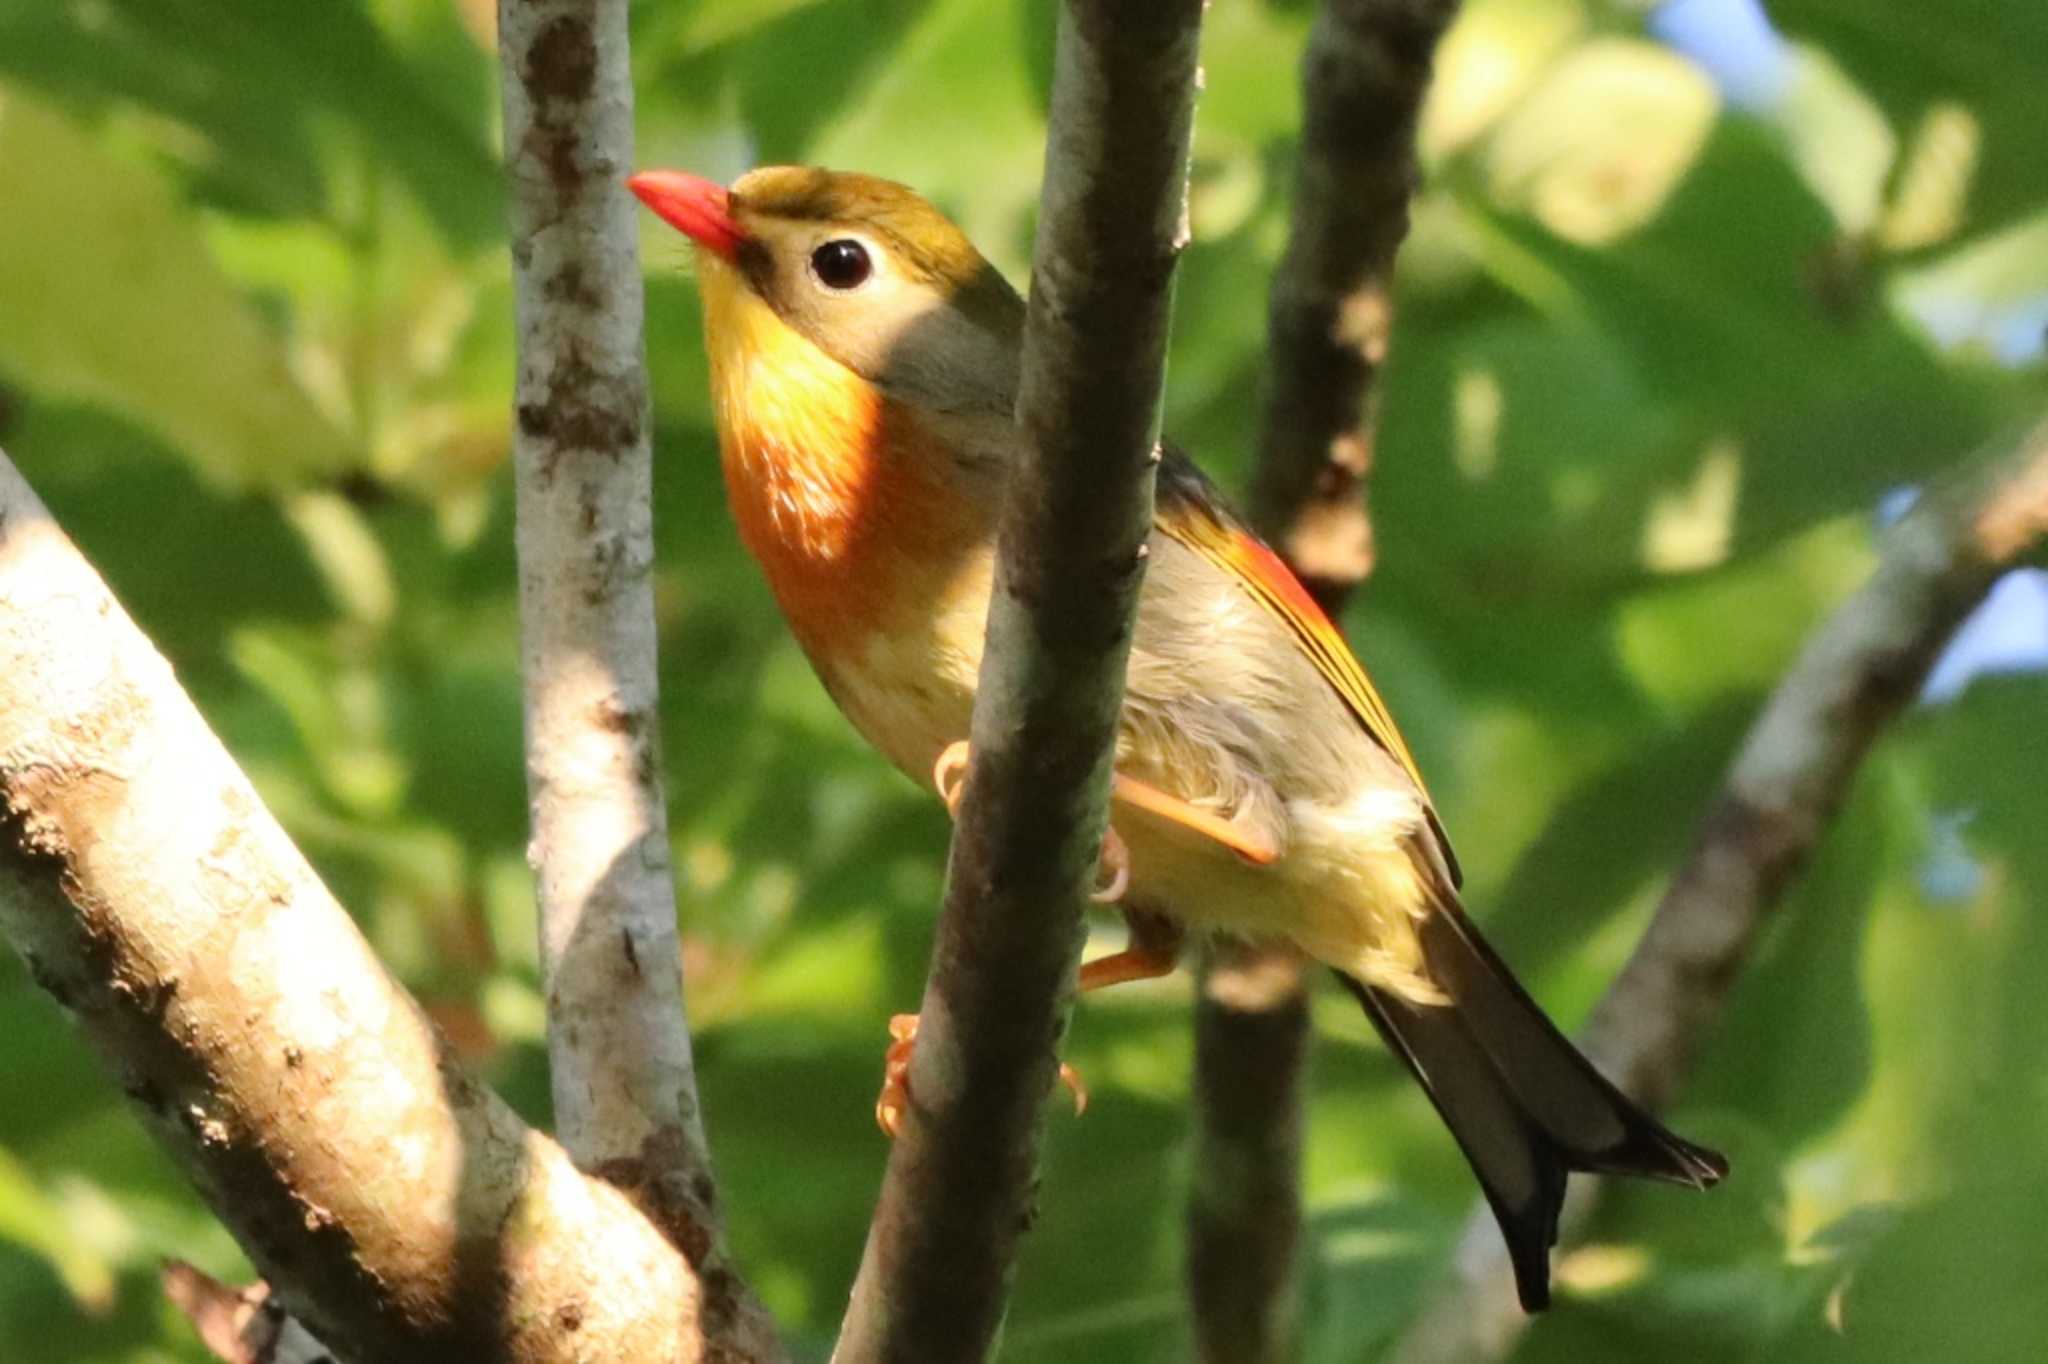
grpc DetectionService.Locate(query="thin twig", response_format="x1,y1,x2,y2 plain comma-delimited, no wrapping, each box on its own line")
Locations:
1189,3,1460,1358
497,0,727,1248
1390,417,2048,1364
0,449,778,1361
833,2,1205,1359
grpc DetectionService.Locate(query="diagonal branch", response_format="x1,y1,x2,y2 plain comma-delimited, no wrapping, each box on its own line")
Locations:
1390,416,2048,1364
0,448,779,1362
497,0,729,1256
1190,3,1460,1360
833,2,1205,1359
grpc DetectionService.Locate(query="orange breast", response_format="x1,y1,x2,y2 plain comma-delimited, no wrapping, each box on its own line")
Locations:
698,255,987,669
721,398,981,663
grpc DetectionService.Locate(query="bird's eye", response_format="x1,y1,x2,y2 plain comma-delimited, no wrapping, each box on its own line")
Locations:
810,239,872,290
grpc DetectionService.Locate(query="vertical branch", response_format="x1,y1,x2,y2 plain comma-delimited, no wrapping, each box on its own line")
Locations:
1190,2,1459,1359
833,1,1205,1359
498,0,706,1204
499,5,781,1351
1189,947,1313,1364
1390,421,2048,1364
1248,0,1463,605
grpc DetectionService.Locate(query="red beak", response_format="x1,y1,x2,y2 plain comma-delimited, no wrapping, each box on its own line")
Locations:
627,170,745,262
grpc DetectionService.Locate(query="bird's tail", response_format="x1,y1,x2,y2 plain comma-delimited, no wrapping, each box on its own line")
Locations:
1336,895,1727,1312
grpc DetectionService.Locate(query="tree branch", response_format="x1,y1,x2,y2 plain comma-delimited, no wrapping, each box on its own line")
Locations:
0,449,779,1362
1390,416,2048,1364
833,2,1204,1359
497,0,722,1242
1189,944,1313,1364
1247,0,1462,606
1189,3,1459,1358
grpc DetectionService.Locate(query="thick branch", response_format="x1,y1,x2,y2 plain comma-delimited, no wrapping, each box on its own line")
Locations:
0,450,777,1362
1189,4,1459,1359
498,0,716,1234
1391,417,2048,1364
1247,0,1462,606
833,3,1204,1359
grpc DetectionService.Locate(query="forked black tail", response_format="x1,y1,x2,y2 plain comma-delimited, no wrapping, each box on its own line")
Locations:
1337,897,1727,1311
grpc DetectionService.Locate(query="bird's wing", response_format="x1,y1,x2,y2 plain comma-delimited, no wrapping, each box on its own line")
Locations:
1153,451,1461,884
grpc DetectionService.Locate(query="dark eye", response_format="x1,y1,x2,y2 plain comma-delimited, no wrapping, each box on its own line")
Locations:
810,238,872,289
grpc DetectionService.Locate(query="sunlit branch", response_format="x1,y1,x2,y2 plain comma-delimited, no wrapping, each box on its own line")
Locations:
0,448,775,1362
496,0,735,1258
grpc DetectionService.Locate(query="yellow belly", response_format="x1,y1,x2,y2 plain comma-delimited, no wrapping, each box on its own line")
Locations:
813,546,991,787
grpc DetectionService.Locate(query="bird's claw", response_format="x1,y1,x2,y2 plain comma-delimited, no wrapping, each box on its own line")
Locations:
874,1011,1088,1138
875,1013,920,1139
1058,1061,1089,1117
1091,825,1129,903
933,741,971,815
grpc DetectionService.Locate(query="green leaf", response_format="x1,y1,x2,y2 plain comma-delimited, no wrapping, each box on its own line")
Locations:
0,0,502,246
1839,1179,2048,1360
1770,0,2048,241
0,1150,114,1314
0,93,353,491
1299,1192,1455,1364
1483,698,1755,987
1459,118,2011,553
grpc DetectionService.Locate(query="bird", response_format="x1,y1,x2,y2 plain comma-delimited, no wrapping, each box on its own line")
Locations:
628,164,1727,1311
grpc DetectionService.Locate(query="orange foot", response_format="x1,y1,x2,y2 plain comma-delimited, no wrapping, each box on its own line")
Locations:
874,1013,1089,1139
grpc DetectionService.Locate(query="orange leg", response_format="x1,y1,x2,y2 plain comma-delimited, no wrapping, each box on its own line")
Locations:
885,748,1226,1138
932,742,972,816
1079,907,1184,992
874,910,1184,1137
875,1013,1090,1138
874,1013,921,1139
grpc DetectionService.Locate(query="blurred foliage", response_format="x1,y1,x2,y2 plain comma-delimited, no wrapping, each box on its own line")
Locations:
0,0,2045,1359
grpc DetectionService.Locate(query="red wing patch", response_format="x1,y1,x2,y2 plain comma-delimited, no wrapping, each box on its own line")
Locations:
1154,492,1432,804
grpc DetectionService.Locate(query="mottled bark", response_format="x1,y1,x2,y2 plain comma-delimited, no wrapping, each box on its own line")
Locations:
832,2,1205,1360
497,0,732,1262
1391,417,2048,1364
0,450,776,1362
